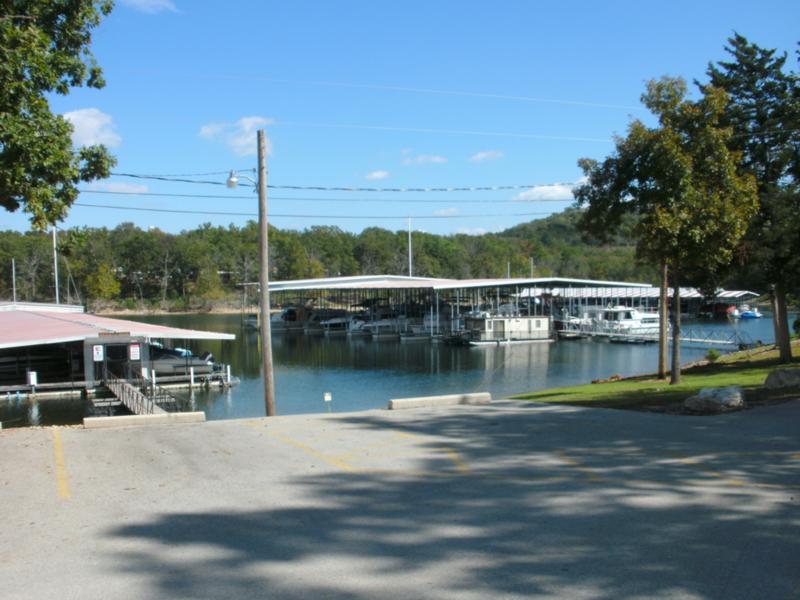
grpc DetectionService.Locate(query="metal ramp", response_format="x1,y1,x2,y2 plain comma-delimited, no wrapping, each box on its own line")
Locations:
103,373,186,415
557,325,756,348
104,376,166,415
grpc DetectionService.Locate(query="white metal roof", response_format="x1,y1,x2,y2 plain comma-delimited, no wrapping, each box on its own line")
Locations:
267,274,652,293
518,287,760,300
0,305,235,350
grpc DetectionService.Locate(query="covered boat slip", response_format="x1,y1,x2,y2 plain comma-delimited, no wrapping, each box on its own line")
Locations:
520,286,761,319
265,275,654,345
0,302,235,394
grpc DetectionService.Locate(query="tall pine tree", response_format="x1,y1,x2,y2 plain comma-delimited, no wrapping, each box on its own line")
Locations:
701,33,800,362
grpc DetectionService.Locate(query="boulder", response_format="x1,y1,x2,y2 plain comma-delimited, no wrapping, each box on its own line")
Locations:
684,386,744,414
764,369,800,390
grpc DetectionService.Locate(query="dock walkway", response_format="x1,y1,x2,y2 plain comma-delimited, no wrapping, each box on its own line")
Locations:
103,376,166,415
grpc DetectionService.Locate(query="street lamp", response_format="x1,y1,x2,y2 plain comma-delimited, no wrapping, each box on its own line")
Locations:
227,130,276,416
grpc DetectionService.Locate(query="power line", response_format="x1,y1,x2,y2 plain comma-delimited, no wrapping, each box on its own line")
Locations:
120,69,644,112
280,121,613,143
265,78,643,111
109,172,577,193
73,202,553,219
77,189,575,203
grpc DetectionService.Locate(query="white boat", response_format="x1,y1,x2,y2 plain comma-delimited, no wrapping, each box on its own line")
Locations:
591,306,660,342
321,316,354,336
730,304,762,319
452,313,551,346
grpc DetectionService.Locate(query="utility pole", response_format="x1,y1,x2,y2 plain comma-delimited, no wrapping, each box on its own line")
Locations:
52,226,59,304
529,257,534,278
257,130,276,416
407,217,413,277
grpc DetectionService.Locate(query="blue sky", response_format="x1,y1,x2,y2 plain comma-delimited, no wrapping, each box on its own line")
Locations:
4,0,799,235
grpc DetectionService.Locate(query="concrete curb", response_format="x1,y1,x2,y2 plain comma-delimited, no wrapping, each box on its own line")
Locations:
83,411,206,429
388,392,492,410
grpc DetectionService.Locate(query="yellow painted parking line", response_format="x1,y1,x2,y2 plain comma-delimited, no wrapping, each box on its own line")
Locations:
440,447,471,474
267,430,356,472
557,450,604,482
671,453,797,490
336,431,415,460
51,428,71,500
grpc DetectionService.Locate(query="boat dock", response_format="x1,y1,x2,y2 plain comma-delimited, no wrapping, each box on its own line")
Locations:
557,325,756,347
0,302,237,406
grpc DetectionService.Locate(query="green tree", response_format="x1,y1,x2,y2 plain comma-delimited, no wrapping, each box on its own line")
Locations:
702,34,800,362
576,77,758,383
0,1,116,229
84,262,119,300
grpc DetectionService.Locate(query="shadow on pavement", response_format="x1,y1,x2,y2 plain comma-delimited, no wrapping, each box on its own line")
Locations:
108,403,800,599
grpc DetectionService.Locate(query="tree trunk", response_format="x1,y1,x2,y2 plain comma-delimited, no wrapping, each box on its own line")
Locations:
670,277,682,385
658,261,668,379
161,251,170,304
771,283,792,363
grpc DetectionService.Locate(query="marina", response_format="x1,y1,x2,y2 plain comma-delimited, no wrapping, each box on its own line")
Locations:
0,275,775,428
0,306,778,428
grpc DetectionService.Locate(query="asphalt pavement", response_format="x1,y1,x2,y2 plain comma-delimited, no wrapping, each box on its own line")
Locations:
0,399,798,600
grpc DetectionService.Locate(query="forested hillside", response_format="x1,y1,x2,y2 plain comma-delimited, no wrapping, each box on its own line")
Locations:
0,208,659,309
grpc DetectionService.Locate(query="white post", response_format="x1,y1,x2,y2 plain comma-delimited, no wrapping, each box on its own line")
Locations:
52,227,60,304
189,367,194,388
11,258,16,303
226,364,232,385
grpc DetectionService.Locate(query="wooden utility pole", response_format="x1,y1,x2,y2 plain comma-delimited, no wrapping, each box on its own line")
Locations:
257,130,276,416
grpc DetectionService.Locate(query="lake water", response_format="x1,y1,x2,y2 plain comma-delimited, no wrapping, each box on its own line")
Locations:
0,312,782,427
0,315,773,427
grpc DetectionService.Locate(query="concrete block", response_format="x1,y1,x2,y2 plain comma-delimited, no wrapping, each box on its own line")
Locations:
388,392,492,410
83,411,206,429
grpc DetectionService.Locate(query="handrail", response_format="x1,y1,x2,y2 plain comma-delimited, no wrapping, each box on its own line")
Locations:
105,374,166,415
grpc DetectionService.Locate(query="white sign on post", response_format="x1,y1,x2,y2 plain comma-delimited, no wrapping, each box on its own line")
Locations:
130,344,140,361
93,344,104,362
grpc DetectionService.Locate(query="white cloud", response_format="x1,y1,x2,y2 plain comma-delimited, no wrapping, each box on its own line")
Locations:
434,207,460,217
469,150,504,163
63,108,121,148
199,116,274,156
513,180,583,202
402,154,447,166
85,181,149,194
121,0,178,13
365,170,390,181
457,227,488,235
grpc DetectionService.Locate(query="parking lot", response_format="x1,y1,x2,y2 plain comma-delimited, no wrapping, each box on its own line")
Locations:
1,399,798,599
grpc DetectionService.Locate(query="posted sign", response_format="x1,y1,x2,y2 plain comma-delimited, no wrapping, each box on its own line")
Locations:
92,344,104,362
129,344,141,361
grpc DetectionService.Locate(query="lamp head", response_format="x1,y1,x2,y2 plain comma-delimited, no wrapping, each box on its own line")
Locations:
226,170,238,188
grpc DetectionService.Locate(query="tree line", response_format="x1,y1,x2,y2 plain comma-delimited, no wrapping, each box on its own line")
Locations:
0,208,658,309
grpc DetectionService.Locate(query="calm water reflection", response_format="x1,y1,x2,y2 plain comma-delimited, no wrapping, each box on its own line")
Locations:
0,312,781,426
133,313,780,419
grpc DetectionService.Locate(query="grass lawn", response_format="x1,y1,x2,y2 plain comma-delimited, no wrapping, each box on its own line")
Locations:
512,341,800,413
